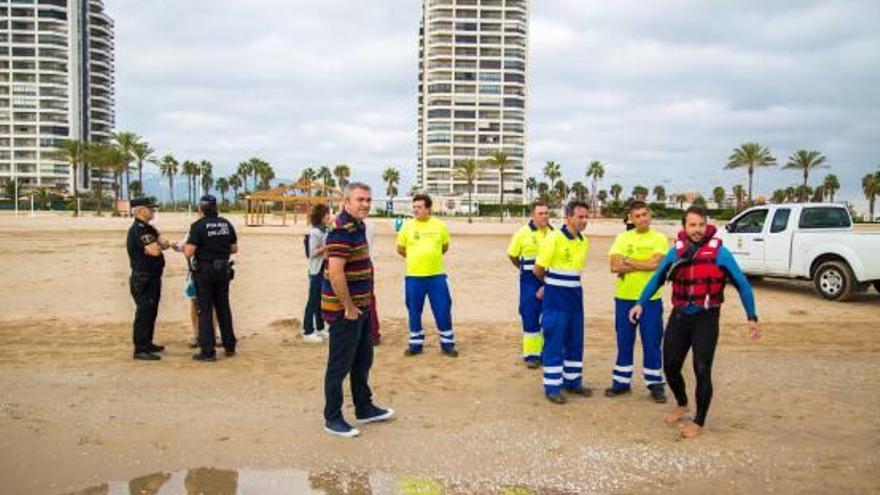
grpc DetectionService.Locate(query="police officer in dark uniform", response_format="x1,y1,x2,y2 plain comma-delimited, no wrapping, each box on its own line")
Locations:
127,197,169,361
184,195,239,362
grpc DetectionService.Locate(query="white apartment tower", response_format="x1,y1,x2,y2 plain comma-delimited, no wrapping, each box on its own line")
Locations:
0,0,115,191
418,0,528,204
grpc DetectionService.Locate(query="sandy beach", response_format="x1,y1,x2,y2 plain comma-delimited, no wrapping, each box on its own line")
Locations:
0,212,878,495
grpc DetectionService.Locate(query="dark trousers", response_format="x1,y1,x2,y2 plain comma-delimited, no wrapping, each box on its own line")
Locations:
323,310,374,421
663,308,720,427
195,265,236,357
130,272,161,353
303,273,325,334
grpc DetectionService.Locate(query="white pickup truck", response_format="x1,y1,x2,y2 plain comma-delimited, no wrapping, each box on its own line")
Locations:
717,203,880,301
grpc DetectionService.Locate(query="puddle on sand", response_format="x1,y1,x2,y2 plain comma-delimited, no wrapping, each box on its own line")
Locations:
60,467,586,495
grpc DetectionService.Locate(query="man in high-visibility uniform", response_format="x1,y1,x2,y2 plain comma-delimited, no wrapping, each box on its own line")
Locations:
605,200,669,403
533,200,592,403
397,194,457,357
507,200,553,369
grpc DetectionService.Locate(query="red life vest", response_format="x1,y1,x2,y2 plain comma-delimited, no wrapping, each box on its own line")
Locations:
670,225,726,309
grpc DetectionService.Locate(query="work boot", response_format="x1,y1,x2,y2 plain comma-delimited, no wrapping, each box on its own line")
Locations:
649,384,668,404
564,385,593,397
545,393,566,404
441,347,459,358
133,352,160,361
604,387,632,398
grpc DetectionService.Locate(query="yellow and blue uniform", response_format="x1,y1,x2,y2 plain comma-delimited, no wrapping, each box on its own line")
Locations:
397,217,455,351
535,225,590,395
507,220,553,363
607,228,669,390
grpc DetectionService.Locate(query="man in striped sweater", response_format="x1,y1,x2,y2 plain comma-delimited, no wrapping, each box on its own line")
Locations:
321,182,394,438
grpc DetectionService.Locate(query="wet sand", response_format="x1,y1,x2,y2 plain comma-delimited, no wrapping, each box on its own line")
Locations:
0,213,879,495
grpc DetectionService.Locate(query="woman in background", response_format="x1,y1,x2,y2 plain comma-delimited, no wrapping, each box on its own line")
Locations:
303,203,331,343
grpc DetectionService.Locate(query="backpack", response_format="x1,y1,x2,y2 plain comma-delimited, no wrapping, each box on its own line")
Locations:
303,232,310,258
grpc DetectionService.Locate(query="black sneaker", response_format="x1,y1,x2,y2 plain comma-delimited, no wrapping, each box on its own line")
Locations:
564,385,593,397
525,358,541,369
605,387,632,398
403,349,423,357
324,418,360,438
649,385,668,404
147,344,165,353
133,352,161,361
441,347,459,358
546,393,566,404
192,353,217,362
224,349,236,358
355,406,395,424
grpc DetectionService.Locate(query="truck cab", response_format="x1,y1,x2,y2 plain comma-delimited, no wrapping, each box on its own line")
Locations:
718,204,880,301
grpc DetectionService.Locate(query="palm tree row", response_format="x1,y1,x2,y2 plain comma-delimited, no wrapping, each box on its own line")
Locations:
725,142,837,204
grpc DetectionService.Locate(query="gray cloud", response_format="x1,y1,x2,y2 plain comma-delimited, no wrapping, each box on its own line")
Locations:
110,0,880,207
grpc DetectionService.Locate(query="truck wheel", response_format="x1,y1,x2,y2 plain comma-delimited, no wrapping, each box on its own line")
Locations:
813,261,855,301
873,281,880,294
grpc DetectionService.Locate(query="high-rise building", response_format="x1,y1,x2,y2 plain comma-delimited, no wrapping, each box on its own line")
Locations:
417,0,528,205
0,0,115,192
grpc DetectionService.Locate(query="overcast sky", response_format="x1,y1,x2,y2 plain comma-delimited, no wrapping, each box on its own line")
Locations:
111,0,880,207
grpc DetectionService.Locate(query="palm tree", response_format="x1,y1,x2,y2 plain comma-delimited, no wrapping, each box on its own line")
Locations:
630,185,649,201
795,184,813,203
784,149,827,201
317,165,335,190
822,174,840,203
732,184,746,211
129,180,143,198
246,157,270,191
382,167,400,206
610,183,623,201
525,177,537,202
675,193,688,209
455,158,484,223
811,185,825,203
86,142,126,216
653,185,666,203
50,139,87,216
113,131,139,200
771,189,787,204
862,172,880,222
157,154,179,209
785,186,797,203
586,160,605,213
31,186,57,210
543,161,561,185
486,150,512,222
537,181,550,201
228,174,242,208
236,161,253,194
712,186,726,209
570,181,588,200
215,177,230,204
333,164,351,190
199,160,213,195
83,143,109,215
299,167,317,186
597,189,608,205
181,160,200,208
132,141,155,188
725,142,777,204
553,179,568,206
257,162,275,190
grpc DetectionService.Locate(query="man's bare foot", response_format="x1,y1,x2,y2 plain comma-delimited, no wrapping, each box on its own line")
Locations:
679,422,703,439
664,406,689,425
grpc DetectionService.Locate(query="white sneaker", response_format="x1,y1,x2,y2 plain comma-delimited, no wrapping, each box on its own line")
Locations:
303,333,323,344
317,330,330,340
